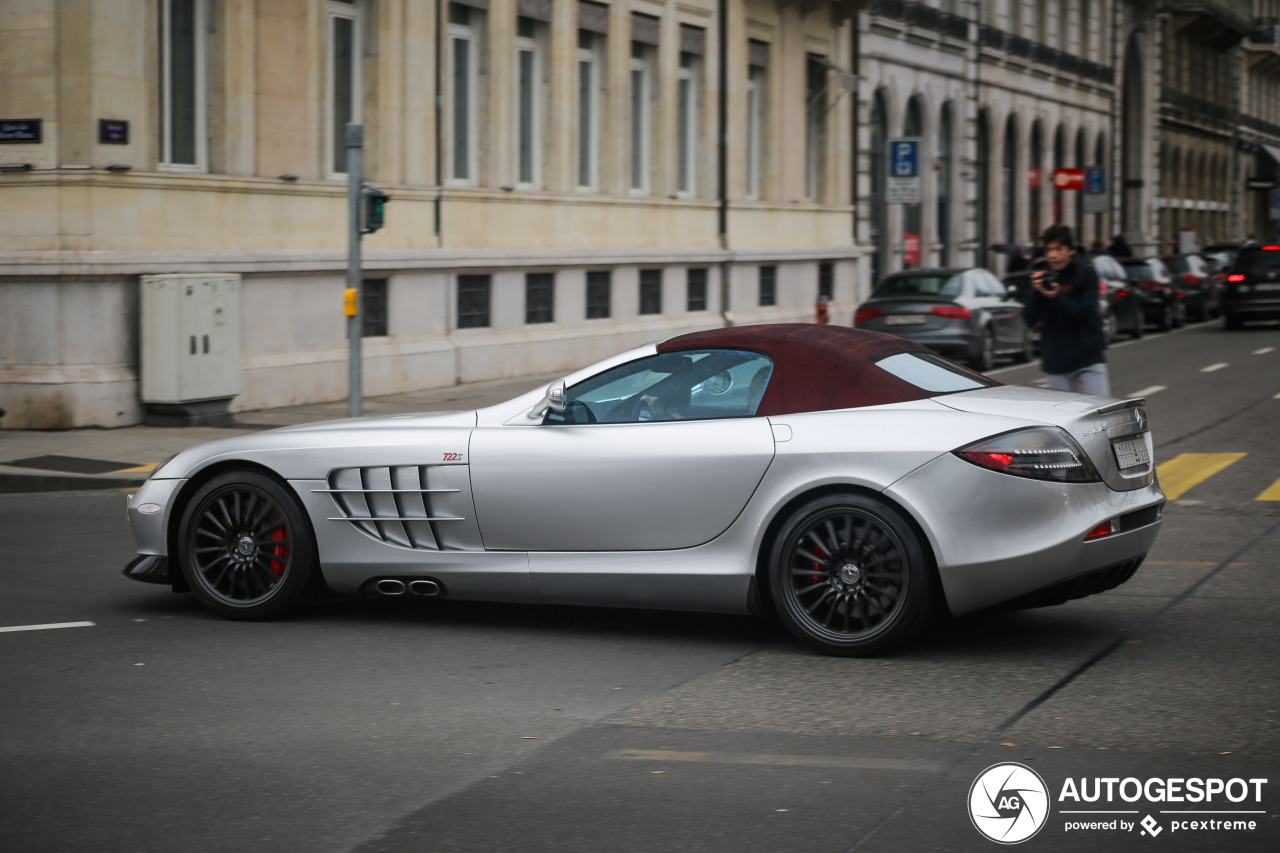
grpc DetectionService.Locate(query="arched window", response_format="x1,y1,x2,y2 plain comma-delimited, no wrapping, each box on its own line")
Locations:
1030,120,1044,240
977,110,992,269
902,96,925,268
1075,127,1088,241
870,90,889,284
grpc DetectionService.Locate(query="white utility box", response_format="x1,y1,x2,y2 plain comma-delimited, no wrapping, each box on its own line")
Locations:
140,274,242,424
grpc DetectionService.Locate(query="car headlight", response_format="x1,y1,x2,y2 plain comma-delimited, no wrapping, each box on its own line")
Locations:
954,427,1101,483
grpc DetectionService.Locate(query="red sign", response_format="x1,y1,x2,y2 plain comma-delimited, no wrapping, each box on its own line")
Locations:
1027,168,1041,188
1053,168,1085,191
904,233,920,266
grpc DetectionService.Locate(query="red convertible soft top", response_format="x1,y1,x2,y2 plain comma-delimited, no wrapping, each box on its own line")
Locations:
658,323,984,416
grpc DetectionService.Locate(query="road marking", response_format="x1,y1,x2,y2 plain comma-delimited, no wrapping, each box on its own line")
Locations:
1200,362,1229,373
0,621,95,634
1156,453,1247,500
115,462,157,473
609,750,945,773
1126,385,1166,398
1258,479,1280,502
1254,347,1275,355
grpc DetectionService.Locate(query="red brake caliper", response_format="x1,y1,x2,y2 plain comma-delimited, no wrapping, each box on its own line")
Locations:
269,517,288,574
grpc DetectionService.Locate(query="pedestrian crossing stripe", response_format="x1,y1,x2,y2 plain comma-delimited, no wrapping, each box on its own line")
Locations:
1156,453,1247,501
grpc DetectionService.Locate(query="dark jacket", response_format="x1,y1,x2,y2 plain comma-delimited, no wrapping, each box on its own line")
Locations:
1022,253,1105,375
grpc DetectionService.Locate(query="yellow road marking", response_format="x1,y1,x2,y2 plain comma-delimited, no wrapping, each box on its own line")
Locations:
114,463,157,473
1156,453,1246,501
1258,479,1280,502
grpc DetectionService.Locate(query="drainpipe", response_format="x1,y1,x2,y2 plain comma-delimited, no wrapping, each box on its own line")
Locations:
434,0,444,246
718,0,731,325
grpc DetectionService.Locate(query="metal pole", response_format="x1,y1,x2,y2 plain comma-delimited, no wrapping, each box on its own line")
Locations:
347,123,364,418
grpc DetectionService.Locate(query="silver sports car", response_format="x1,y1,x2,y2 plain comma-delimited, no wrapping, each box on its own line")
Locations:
124,324,1164,655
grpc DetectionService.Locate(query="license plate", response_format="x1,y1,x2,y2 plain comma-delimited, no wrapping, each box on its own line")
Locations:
886,314,927,325
1112,436,1150,469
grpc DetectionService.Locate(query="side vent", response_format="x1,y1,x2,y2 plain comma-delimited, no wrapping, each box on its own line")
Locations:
318,466,466,549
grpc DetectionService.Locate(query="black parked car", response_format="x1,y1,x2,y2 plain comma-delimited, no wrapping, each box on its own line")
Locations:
1092,254,1145,341
1222,243,1280,330
1120,257,1186,331
1162,254,1222,321
854,268,1033,371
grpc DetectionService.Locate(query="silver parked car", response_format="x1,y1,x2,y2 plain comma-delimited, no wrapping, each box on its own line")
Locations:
124,324,1164,656
853,268,1034,371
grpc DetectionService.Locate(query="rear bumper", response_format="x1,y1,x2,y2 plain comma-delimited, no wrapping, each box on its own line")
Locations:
1223,300,1280,321
885,453,1164,616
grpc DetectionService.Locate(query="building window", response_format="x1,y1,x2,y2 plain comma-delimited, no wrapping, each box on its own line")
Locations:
758,265,776,306
447,3,482,184
805,54,828,201
577,29,602,190
457,274,491,328
160,0,208,169
630,40,654,192
525,272,554,324
326,0,363,176
686,268,708,311
818,263,834,303
677,32,704,196
586,270,612,318
746,43,768,200
361,278,388,337
515,16,544,188
639,269,662,314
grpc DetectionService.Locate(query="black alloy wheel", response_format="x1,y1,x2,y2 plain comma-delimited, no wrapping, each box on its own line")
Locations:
178,470,318,619
768,494,934,656
973,328,996,373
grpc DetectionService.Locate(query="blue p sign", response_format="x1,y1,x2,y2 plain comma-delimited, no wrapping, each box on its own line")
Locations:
892,141,918,177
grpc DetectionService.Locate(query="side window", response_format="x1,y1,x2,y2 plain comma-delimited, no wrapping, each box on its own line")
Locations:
545,350,774,425
976,272,1004,297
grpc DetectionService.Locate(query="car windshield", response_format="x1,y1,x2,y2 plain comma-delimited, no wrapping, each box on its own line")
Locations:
872,274,962,298
1121,260,1157,279
874,352,996,393
1234,249,1280,273
1164,257,1190,273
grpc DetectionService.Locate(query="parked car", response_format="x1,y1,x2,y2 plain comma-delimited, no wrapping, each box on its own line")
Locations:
1202,241,1247,268
853,268,1033,371
1222,242,1280,330
1120,257,1185,331
1092,254,1146,341
1162,254,1222,320
123,323,1164,656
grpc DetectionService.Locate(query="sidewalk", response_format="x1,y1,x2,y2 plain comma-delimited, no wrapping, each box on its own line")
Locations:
0,373,561,493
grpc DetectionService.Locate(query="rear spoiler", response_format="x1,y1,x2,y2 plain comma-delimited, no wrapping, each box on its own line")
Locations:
1092,398,1146,415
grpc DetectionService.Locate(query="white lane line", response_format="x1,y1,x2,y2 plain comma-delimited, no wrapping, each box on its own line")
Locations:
1201,363,1229,373
1275,392,1280,400
1254,347,1275,355
1126,385,1167,398
0,621,95,634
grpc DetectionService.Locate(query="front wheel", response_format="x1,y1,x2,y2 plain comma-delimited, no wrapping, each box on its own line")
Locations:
178,470,318,620
767,494,934,656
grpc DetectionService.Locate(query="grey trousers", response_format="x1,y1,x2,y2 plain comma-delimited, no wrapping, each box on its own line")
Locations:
1044,362,1111,396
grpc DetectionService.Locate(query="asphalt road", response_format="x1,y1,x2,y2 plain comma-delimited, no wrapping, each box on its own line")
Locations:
1,318,1277,852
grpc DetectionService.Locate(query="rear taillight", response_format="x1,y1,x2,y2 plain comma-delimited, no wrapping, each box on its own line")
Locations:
1228,274,1246,282
854,307,882,322
1116,289,1128,298
1263,246,1280,251
1181,273,1198,284
955,427,1101,483
1137,281,1161,290
1085,519,1120,541
930,304,971,319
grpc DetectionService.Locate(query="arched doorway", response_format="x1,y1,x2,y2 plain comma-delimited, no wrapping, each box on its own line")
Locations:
870,90,888,284
938,103,953,267
1030,120,1044,241
976,109,991,270
902,96,925,269
1003,115,1019,246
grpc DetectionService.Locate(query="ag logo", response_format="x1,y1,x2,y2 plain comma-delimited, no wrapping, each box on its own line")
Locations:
969,763,1050,844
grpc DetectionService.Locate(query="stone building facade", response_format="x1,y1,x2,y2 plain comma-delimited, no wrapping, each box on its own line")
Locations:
1,0,860,428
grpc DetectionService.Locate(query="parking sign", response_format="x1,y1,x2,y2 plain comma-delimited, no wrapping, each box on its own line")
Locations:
886,137,922,204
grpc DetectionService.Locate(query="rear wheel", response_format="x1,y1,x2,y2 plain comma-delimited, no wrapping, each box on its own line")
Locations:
1155,303,1174,332
768,494,934,656
972,328,996,372
178,470,318,620
1102,310,1117,346
1130,306,1146,339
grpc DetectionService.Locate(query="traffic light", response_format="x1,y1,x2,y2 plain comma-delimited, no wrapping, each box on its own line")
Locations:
361,184,388,234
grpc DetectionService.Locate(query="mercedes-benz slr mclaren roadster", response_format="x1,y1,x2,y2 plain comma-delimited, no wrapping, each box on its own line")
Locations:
124,324,1164,655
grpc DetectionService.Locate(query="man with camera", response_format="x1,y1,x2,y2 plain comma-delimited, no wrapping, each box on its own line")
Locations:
1023,224,1110,395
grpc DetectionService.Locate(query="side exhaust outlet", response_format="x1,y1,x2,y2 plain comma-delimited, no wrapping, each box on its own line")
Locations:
408,579,441,597
375,579,407,596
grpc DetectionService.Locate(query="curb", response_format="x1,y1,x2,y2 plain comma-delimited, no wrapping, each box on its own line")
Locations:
0,473,145,494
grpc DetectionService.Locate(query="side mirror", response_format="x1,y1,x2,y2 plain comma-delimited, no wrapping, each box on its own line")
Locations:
528,379,567,420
